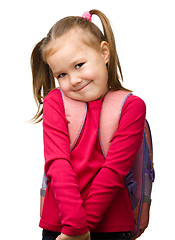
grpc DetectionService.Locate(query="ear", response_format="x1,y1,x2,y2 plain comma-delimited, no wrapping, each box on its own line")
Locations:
100,41,110,64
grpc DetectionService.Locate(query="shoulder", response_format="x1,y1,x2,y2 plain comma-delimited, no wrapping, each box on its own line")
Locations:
44,88,62,103
106,90,146,114
43,88,65,115
43,88,64,108
121,93,146,118
123,93,146,111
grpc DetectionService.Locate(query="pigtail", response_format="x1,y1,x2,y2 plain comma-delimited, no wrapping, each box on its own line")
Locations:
30,38,55,123
90,9,127,91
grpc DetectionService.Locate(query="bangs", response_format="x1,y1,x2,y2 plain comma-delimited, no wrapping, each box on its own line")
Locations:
42,28,103,63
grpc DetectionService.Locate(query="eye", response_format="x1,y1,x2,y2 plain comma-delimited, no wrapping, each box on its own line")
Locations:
57,73,66,79
75,63,84,69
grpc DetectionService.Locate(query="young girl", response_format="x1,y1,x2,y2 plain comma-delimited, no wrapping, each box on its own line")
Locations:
31,9,146,240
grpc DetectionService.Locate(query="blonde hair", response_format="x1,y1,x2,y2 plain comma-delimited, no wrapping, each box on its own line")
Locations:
31,9,129,123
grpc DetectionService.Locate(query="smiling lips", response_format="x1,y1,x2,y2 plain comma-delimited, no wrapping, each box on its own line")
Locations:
75,81,91,91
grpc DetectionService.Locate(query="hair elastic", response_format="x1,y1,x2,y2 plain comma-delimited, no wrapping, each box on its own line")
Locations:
82,11,92,21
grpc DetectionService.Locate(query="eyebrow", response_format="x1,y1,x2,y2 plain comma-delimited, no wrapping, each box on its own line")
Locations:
53,70,60,77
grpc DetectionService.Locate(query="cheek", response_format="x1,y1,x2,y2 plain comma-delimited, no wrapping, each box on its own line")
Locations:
58,80,69,91
84,65,104,80
82,68,96,79
96,64,108,84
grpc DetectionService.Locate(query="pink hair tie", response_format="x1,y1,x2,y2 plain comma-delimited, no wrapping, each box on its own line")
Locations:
82,11,92,21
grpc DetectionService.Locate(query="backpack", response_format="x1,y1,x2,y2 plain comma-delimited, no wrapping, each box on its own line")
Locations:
40,89,155,239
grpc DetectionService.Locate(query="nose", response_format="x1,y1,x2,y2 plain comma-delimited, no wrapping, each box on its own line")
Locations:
69,75,82,86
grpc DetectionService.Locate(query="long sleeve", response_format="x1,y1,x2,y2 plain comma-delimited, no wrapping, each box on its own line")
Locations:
43,89,89,236
84,95,146,230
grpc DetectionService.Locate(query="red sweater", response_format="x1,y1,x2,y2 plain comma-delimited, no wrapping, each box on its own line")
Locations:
39,89,146,235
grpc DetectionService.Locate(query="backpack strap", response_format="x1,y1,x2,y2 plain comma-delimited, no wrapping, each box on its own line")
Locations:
60,90,87,151
99,90,132,157
40,90,87,216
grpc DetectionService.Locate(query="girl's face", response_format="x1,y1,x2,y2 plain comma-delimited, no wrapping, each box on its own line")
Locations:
46,29,109,102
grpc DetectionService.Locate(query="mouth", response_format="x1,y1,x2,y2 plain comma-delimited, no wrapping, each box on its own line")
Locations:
76,81,91,91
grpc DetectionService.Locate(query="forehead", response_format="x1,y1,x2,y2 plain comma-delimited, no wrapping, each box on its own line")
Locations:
43,28,100,61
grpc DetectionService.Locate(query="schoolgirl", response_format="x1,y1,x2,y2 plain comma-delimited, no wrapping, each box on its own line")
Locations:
31,10,146,240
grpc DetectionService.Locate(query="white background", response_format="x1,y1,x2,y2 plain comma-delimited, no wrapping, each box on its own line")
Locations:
1,0,174,239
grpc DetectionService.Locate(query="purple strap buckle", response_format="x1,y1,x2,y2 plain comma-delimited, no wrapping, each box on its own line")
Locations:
145,159,155,182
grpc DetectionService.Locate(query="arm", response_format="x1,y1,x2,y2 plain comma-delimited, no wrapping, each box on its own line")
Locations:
84,96,146,230
43,89,89,236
